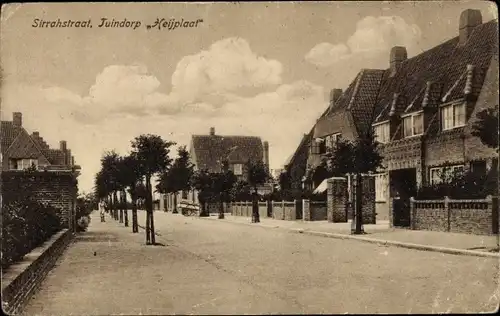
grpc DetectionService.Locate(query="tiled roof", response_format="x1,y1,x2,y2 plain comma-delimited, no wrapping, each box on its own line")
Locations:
284,129,313,169
1,121,21,154
6,129,45,159
44,148,66,165
374,20,498,123
317,69,386,137
191,135,264,172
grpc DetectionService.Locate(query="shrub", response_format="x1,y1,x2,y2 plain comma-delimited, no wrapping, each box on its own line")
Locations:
415,168,498,200
2,200,62,269
76,216,91,232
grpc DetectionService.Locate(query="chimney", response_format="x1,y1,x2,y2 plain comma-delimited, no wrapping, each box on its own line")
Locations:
263,141,270,170
71,156,75,166
33,131,40,138
459,9,482,45
209,127,215,136
60,140,67,151
389,46,407,77
13,112,22,127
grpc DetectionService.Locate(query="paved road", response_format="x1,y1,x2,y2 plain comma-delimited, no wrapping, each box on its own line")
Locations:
24,210,499,315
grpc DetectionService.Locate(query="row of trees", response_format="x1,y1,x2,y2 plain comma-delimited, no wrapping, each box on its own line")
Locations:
94,134,273,243
95,135,174,245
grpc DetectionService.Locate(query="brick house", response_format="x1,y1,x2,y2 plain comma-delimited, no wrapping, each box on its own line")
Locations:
1,112,78,171
1,111,81,229
283,9,497,225
372,10,498,227
161,127,271,211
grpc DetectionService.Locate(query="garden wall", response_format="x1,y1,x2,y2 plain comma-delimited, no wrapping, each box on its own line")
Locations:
411,196,499,235
2,171,78,230
1,229,73,315
302,200,328,221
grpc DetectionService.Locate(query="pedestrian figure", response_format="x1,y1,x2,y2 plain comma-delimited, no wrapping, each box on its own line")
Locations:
99,201,106,222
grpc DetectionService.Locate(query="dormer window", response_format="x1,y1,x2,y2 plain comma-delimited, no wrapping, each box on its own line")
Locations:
373,122,390,144
441,101,465,130
402,112,423,137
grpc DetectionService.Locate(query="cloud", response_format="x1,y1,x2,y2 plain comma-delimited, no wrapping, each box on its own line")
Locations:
1,37,317,193
169,37,283,105
305,15,422,67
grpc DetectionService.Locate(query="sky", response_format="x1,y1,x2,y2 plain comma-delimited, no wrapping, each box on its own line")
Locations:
1,1,497,194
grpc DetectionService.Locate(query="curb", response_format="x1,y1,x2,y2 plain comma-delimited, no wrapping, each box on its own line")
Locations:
198,216,500,259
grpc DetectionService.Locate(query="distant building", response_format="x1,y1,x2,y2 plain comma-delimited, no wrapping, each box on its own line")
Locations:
161,127,272,211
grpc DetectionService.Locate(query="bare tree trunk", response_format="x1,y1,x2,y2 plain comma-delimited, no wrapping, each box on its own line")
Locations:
119,190,124,223
146,175,156,245
218,193,225,219
113,191,119,220
131,192,138,233
173,192,178,213
252,187,260,223
123,190,129,227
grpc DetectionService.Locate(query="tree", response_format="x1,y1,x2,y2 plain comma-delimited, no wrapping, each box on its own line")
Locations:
325,133,383,234
100,151,121,221
213,160,237,219
117,154,143,232
245,160,270,223
191,169,213,217
471,107,499,151
157,146,194,214
131,134,175,245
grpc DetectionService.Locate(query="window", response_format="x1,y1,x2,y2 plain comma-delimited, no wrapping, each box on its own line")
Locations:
441,102,466,130
10,159,38,170
375,173,388,202
429,165,464,185
310,140,320,154
374,123,390,143
403,113,423,137
324,133,341,151
233,164,243,175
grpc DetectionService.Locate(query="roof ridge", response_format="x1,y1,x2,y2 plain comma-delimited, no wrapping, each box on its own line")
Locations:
347,70,365,110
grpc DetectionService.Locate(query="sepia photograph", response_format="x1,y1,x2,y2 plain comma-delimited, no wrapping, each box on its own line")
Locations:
0,1,499,314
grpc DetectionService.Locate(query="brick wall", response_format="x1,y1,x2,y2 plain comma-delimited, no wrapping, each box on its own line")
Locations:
2,171,78,230
327,178,348,222
1,229,73,315
411,196,498,235
310,202,327,221
283,202,296,221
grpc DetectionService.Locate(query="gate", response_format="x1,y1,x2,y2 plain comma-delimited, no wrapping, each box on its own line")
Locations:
393,197,411,227
295,199,303,220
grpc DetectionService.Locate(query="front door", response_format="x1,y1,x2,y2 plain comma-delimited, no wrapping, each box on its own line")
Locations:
390,168,417,228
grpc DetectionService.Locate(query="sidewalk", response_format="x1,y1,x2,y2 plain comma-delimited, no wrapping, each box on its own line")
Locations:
198,214,500,257
22,212,302,315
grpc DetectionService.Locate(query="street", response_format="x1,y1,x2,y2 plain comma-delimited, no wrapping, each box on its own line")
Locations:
24,211,499,315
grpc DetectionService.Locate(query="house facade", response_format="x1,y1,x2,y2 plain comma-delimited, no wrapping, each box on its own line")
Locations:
1,111,81,230
372,10,498,227
283,9,498,225
161,127,271,211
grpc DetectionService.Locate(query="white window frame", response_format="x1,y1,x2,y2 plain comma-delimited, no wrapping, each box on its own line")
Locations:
324,133,341,151
429,164,464,185
373,122,390,144
440,101,466,131
374,173,388,202
402,112,423,138
233,163,243,176
12,158,38,170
